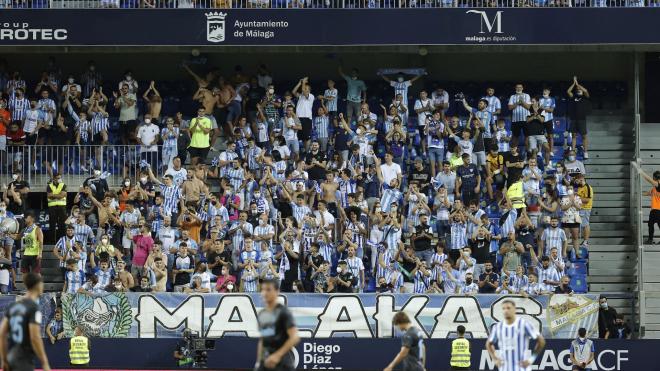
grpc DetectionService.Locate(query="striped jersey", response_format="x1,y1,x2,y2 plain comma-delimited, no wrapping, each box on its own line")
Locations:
324,88,338,112
73,223,94,247
500,209,518,238
482,95,501,122
55,236,77,268
313,115,330,139
158,184,181,216
450,221,467,250
337,179,357,208
508,93,531,122
487,317,540,371
390,80,412,102
8,93,28,122
537,264,560,292
37,98,56,126
541,227,566,255
495,128,511,153
538,96,555,122
91,112,109,135
473,109,494,138
226,166,245,192
346,256,364,288
413,270,430,293
380,188,402,213
241,270,259,292
95,269,113,287
510,274,529,293
65,270,85,294
426,119,445,149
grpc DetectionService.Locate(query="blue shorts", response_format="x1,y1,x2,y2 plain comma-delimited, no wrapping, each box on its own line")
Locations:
428,147,444,163
226,100,242,123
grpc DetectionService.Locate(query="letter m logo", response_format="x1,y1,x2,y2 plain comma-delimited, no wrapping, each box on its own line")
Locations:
466,10,503,34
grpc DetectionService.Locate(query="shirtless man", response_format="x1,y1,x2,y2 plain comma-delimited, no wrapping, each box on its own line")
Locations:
183,64,218,89
88,190,121,242
180,168,208,209
216,77,239,138
320,171,340,218
142,81,162,123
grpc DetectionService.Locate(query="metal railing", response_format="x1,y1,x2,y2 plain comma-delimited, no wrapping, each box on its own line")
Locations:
0,0,655,8
0,145,166,188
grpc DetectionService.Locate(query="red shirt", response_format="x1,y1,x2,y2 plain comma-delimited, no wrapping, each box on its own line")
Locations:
215,275,237,293
132,234,154,266
0,109,9,136
7,128,25,144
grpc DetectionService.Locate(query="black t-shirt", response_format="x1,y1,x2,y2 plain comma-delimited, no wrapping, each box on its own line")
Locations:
478,272,499,293
400,258,416,283
409,167,431,194
401,327,425,371
305,151,327,181
7,180,29,215
246,86,265,112
413,224,432,252
568,96,590,121
207,250,232,276
526,108,545,136
5,298,40,357
456,164,479,190
505,152,524,182
333,128,350,152
84,177,109,201
305,254,323,281
77,192,95,214
257,304,296,367
469,237,490,264
516,228,536,252
336,272,356,293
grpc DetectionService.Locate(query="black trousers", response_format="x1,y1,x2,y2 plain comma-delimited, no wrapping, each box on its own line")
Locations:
649,209,660,240
48,205,67,244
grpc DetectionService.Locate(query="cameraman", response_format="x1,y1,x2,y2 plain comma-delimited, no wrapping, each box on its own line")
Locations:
174,329,194,368
334,260,356,293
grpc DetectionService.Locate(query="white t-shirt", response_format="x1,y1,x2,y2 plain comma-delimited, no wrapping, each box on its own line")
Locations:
295,93,314,119
165,167,187,186
380,162,402,186
431,90,449,111
414,98,433,127
283,116,298,141
273,144,291,159
137,123,160,152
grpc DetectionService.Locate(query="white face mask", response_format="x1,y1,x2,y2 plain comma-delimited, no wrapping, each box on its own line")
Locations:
124,181,130,187
67,78,74,84
144,119,151,124
356,128,363,135
375,206,381,212
254,193,261,199
125,75,132,81
259,219,265,225
11,174,18,181
268,88,274,94
140,177,147,183
225,190,231,196
94,170,101,176
101,238,108,244
336,267,342,273
391,206,398,212
397,77,404,82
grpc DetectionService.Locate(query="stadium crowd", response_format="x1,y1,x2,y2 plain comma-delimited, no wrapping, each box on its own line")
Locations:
0,58,598,298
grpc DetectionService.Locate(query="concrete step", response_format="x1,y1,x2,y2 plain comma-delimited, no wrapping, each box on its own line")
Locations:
588,237,633,245
587,244,636,252
589,179,629,187
589,130,633,138
585,165,630,173
591,215,628,223
590,222,630,231
590,283,636,292
590,209,630,216
583,158,631,165
590,193,630,201
587,151,634,160
589,259,637,269
591,186,628,194
589,275,637,284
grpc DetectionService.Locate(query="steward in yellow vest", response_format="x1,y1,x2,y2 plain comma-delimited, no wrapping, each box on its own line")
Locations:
46,173,68,242
450,325,471,370
69,327,90,367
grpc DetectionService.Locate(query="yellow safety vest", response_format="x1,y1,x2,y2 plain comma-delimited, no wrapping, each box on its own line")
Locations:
507,181,525,210
22,225,39,257
450,338,471,368
69,336,90,365
189,116,212,148
47,182,66,207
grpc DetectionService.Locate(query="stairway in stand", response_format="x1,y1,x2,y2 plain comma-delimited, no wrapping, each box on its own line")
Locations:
584,109,636,319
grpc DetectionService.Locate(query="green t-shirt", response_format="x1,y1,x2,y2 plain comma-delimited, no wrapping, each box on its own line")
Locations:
344,77,366,103
189,116,212,148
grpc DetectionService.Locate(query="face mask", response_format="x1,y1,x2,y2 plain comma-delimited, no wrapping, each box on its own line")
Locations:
397,77,404,82
11,174,18,181
251,209,258,214
89,66,95,71
351,76,357,80
144,119,151,124
94,170,101,176
356,128,363,135
124,181,130,187
600,303,608,310
140,177,148,183
337,267,342,273
225,190,231,196
67,78,74,84
0,103,5,109
568,156,576,161
259,219,265,225
0,207,5,212
375,206,381,212
391,206,398,212
101,238,108,244
254,193,261,199
115,284,122,289
125,75,132,81
268,88,274,94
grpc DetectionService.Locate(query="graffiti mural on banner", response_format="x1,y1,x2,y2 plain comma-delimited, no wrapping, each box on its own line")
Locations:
45,293,598,339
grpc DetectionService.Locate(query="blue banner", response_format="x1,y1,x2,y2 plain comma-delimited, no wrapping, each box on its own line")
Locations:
1,8,660,46
41,337,647,370
44,292,600,339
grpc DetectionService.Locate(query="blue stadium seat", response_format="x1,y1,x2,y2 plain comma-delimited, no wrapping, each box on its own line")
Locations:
567,260,588,276
570,274,588,294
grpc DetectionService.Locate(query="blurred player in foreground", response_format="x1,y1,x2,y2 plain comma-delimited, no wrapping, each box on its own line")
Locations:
384,312,426,371
255,279,300,371
486,300,545,371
